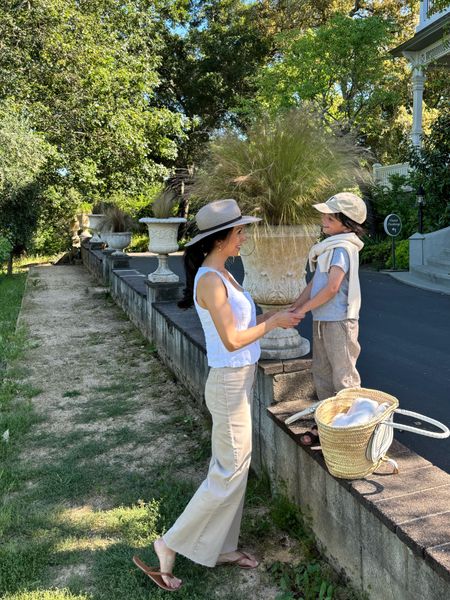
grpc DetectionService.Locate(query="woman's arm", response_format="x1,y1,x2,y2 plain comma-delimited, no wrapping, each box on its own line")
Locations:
294,266,346,316
197,273,301,352
256,310,277,324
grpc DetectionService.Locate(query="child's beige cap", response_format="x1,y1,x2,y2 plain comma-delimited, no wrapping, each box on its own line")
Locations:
313,192,367,224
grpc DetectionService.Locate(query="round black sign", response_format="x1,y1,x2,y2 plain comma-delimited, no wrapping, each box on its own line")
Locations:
384,213,402,237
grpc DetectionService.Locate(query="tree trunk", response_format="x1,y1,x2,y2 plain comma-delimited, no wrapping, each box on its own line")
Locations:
7,251,13,276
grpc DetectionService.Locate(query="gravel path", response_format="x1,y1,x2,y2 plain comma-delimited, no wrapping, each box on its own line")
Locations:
13,264,284,599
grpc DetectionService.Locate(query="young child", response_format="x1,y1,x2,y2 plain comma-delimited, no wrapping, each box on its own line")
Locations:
292,192,367,426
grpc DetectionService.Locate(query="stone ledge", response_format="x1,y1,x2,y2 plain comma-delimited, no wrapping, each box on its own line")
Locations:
113,269,143,277
153,305,315,375
268,402,450,586
113,271,147,297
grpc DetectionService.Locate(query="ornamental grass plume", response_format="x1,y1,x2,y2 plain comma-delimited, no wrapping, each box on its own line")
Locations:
98,205,135,233
195,109,368,228
152,187,177,218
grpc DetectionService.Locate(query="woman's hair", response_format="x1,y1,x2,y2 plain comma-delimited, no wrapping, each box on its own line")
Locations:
178,228,232,309
335,213,366,239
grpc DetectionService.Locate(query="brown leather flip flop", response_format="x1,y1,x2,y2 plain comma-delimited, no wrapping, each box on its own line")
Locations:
216,550,259,570
132,555,182,592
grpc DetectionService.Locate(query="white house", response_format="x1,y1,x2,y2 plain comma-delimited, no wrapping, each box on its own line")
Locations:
373,1,449,188
379,2,450,293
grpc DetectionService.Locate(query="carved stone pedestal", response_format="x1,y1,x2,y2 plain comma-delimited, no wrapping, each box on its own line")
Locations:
241,225,318,359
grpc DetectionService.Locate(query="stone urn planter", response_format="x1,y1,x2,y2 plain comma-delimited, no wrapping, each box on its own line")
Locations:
241,225,319,359
70,216,81,248
139,217,187,282
77,213,91,241
86,214,105,243
102,232,132,252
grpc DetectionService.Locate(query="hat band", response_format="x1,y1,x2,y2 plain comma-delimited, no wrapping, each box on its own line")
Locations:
198,215,242,234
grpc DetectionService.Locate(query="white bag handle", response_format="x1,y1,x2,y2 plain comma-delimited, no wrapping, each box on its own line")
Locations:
285,402,321,426
381,409,450,439
285,405,450,439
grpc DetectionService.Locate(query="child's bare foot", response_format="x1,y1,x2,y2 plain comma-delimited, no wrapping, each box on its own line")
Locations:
217,549,259,569
154,538,182,589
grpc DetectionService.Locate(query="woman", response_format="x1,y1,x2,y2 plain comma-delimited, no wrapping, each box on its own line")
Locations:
133,199,300,591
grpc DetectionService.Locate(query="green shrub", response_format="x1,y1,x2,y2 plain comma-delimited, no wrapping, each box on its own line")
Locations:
32,225,72,255
195,108,365,227
270,561,335,600
361,236,409,270
370,178,418,239
386,238,409,269
127,233,148,252
360,238,391,269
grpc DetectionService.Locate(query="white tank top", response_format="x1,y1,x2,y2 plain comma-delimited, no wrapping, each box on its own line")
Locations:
194,267,261,368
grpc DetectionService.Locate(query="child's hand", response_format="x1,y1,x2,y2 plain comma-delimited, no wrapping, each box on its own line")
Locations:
292,308,306,320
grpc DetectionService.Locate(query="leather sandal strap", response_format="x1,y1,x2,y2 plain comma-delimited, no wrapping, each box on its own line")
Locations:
234,550,256,564
140,566,174,578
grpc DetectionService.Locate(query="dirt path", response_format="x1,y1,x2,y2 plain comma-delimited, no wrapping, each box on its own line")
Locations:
8,264,287,600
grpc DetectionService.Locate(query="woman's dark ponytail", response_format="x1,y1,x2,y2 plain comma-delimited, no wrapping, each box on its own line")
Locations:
178,229,232,308
178,244,205,308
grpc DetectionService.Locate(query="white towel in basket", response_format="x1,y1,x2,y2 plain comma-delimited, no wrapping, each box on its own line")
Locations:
331,397,390,428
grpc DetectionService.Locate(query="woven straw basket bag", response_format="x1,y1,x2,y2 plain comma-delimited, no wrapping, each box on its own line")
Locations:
285,387,449,480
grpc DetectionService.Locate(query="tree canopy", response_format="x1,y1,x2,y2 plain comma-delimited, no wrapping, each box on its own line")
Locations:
0,0,186,202
241,11,416,162
0,0,448,254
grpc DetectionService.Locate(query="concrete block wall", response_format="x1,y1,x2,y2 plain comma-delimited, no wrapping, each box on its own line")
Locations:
267,404,450,600
409,226,450,268
81,243,104,281
152,306,209,404
423,226,450,262
110,270,148,336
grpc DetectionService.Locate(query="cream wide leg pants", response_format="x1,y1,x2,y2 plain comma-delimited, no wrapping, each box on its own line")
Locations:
163,363,256,568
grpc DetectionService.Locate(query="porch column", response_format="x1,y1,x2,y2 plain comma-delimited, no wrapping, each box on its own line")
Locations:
411,66,426,147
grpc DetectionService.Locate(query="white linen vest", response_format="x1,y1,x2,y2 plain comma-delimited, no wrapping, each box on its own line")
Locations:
194,267,261,368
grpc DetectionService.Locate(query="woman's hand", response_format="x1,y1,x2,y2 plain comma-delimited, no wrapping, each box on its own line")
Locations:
269,310,302,329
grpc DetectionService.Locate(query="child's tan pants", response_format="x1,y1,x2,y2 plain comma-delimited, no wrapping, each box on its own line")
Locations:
163,363,255,567
312,320,361,401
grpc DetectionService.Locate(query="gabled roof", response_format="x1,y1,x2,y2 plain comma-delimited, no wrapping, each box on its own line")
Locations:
391,12,450,56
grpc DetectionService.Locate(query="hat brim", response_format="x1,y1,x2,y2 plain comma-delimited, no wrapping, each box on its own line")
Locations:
312,202,335,215
185,216,261,247
313,202,366,224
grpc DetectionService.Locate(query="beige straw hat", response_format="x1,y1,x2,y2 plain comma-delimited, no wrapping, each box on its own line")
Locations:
185,199,261,247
